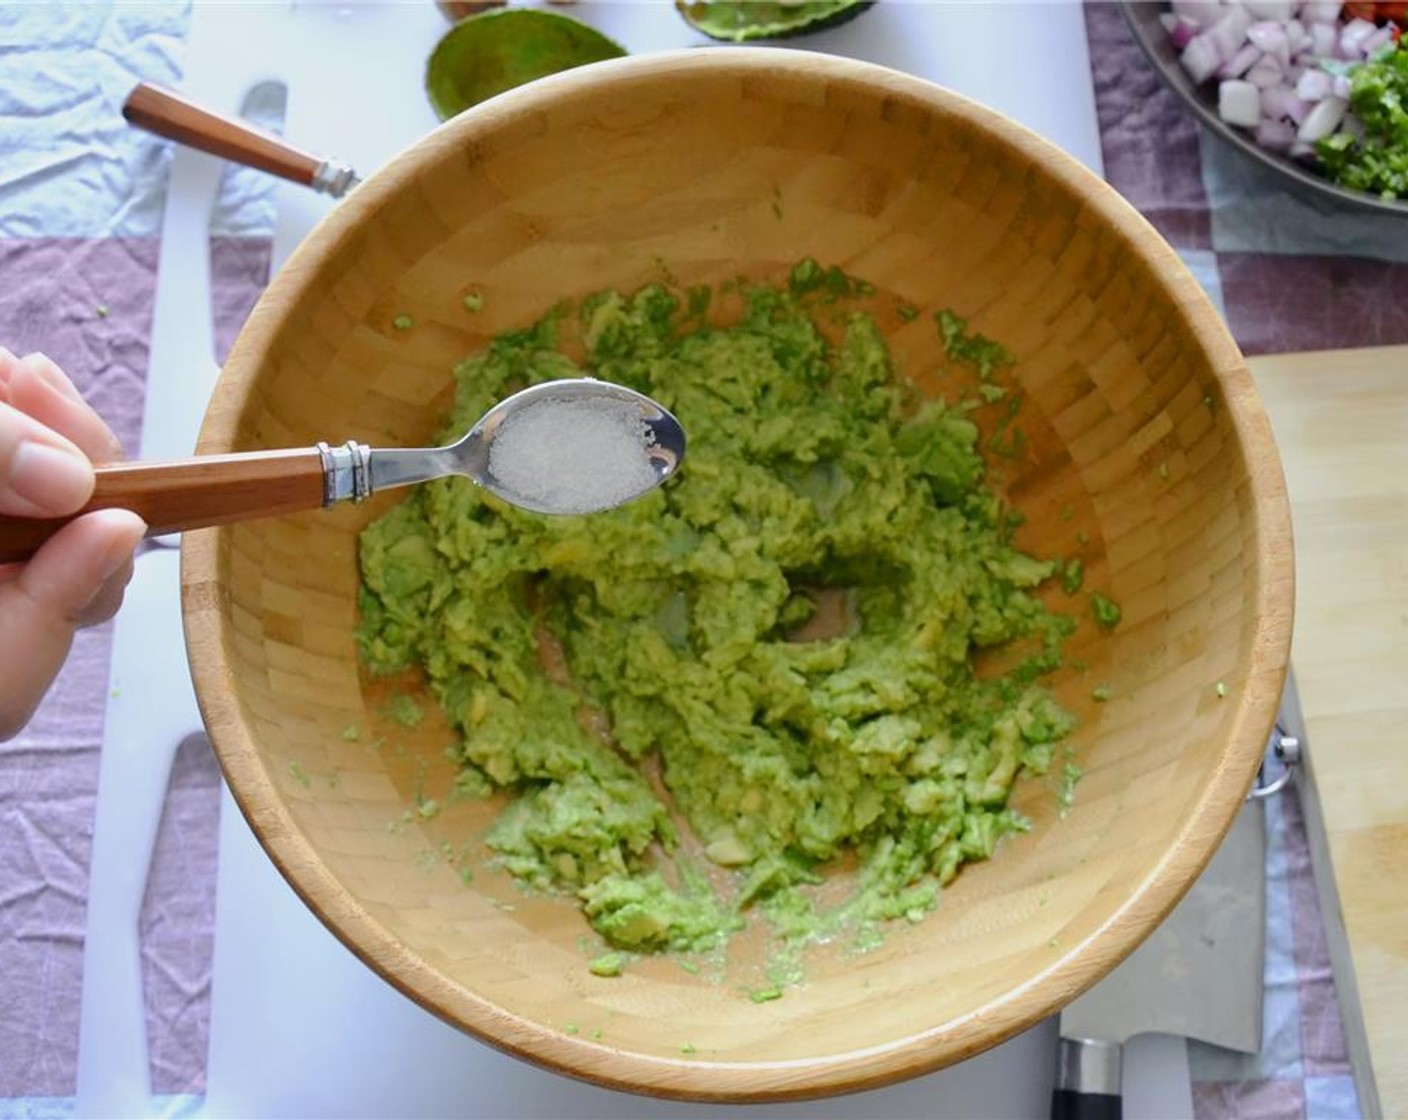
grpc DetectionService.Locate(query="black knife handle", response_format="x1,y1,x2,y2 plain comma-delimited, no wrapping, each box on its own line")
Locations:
1051,1088,1123,1120
1052,1037,1123,1120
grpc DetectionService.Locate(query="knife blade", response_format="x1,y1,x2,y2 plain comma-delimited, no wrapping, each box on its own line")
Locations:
1052,798,1266,1119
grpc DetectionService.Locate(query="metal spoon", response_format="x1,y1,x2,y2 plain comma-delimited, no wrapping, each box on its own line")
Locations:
0,378,685,565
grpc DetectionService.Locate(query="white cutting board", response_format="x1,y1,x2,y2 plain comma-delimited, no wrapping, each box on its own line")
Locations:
75,3,1193,1117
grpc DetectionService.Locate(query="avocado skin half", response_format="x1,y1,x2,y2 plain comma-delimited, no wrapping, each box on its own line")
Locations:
676,1,875,43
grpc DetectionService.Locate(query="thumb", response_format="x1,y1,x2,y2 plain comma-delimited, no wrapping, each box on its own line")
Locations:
0,509,145,741
0,400,96,518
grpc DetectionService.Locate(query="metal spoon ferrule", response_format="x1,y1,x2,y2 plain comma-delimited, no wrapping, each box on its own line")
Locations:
317,440,372,506
311,159,360,198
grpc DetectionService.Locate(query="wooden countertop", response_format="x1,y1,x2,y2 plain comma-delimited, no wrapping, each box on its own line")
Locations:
1249,345,1408,1120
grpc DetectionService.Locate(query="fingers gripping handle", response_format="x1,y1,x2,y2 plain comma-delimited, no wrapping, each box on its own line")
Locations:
0,448,326,564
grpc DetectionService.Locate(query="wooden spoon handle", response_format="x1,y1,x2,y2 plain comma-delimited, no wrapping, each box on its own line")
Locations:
0,448,326,565
122,81,351,193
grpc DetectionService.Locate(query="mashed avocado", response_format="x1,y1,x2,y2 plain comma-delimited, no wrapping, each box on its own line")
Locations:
356,264,1078,961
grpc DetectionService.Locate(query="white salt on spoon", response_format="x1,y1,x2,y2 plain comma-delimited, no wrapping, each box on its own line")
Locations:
487,392,664,515
425,378,685,515
334,377,684,517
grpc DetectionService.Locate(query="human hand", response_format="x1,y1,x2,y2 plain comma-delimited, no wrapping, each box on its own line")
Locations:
0,349,145,740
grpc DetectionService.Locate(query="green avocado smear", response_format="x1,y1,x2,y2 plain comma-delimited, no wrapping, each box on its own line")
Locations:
356,264,1079,970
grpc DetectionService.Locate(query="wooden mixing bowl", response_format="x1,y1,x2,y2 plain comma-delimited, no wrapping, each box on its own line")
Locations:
183,48,1293,1101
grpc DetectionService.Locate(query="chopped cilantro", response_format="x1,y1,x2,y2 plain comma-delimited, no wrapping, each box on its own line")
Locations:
1316,45,1408,199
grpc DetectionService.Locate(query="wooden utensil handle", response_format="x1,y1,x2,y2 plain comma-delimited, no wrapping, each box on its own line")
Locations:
122,81,323,187
0,448,326,565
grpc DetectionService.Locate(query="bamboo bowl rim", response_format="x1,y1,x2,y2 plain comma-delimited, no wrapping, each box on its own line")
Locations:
182,48,1293,1101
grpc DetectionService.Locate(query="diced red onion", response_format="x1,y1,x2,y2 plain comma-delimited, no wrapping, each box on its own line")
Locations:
1297,96,1347,142
1247,20,1288,51
1340,18,1377,58
1255,118,1297,150
1171,0,1222,25
1220,79,1264,126
1220,43,1263,78
1309,22,1337,56
1167,13,1204,50
1299,0,1343,24
1246,55,1286,87
1181,34,1224,84
1160,0,1378,175
1296,68,1333,100
1261,83,1310,121
1363,25,1396,56
1209,7,1255,59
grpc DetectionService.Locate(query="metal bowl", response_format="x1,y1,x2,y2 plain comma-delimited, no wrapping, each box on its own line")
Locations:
1119,0,1408,218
